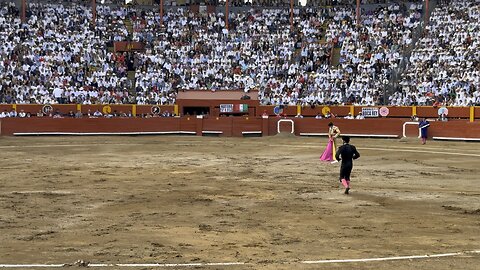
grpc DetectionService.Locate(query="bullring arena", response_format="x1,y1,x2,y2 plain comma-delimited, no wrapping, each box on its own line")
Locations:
1,0,480,269
0,135,479,269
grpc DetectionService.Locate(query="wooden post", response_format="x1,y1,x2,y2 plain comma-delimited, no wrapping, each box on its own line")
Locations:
160,0,164,26
174,105,179,116
356,0,361,26
132,104,137,118
92,0,96,27
21,0,26,23
225,0,229,30
290,0,294,29
425,0,429,24
470,106,475,122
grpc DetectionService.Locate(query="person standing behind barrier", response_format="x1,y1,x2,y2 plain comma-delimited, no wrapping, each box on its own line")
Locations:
419,118,430,144
335,136,360,194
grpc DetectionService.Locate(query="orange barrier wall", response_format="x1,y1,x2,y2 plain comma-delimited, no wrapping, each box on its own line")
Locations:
0,105,175,116
245,105,478,119
201,117,263,136
0,118,184,135
278,118,405,136
0,105,478,120
1,117,479,139
271,118,480,139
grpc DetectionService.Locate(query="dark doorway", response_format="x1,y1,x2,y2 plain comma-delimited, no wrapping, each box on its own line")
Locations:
183,106,210,116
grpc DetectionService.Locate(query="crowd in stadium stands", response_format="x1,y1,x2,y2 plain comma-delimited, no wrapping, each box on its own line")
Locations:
0,2,136,105
332,2,422,106
395,0,480,106
182,1,415,7
131,2,424,106
0,107,175,118
0,0,478,109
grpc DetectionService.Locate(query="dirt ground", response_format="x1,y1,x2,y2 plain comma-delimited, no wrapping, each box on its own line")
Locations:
0,135,479,270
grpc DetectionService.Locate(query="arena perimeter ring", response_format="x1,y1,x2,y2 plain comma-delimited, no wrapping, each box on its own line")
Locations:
0,137,479,269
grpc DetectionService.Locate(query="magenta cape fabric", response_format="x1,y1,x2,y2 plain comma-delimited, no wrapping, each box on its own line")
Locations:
320,139,335,161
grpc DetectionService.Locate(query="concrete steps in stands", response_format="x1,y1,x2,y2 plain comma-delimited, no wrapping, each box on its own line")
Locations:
320,21,328,43
124,19,133,37
331,47,341,66
127,71,136,96
127,71,136,81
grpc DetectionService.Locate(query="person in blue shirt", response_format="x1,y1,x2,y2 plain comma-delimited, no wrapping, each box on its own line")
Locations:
419,118,430,145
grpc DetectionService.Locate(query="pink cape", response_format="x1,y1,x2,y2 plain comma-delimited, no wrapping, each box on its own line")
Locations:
320,139,336,162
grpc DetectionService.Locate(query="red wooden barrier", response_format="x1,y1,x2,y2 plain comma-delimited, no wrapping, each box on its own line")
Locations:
3,117,478,139
0,104,477,120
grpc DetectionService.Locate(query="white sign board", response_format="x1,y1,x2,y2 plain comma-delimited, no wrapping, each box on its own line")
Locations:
361,107,379,118
220,104,233,113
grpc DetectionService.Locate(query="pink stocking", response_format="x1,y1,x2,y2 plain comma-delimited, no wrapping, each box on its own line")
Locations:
341,179,349,188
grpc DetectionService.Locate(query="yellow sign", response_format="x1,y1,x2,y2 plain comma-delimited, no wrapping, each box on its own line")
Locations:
322,106,331,115
102,105,112,114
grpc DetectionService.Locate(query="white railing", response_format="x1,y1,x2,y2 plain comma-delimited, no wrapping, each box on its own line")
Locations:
402,122,421,138
277,119,294,134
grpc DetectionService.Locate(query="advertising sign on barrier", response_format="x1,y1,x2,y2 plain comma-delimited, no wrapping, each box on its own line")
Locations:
220,104,248,113
102,105,112,114
220,104,234,113
234,104,248,113
379,107,390,117
273,105,283,115
151,106,161,115
42,105,53,115
361,107,379,118
322,106,331,116
438,107,449,116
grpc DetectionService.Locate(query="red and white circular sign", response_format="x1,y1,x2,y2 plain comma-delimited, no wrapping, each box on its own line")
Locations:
379,107,389,117
438,107,449,116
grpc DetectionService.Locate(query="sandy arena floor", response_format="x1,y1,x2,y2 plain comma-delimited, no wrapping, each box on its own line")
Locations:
0,135,479,270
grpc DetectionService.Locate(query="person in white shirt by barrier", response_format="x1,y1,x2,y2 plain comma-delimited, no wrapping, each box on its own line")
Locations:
355,112,365,120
